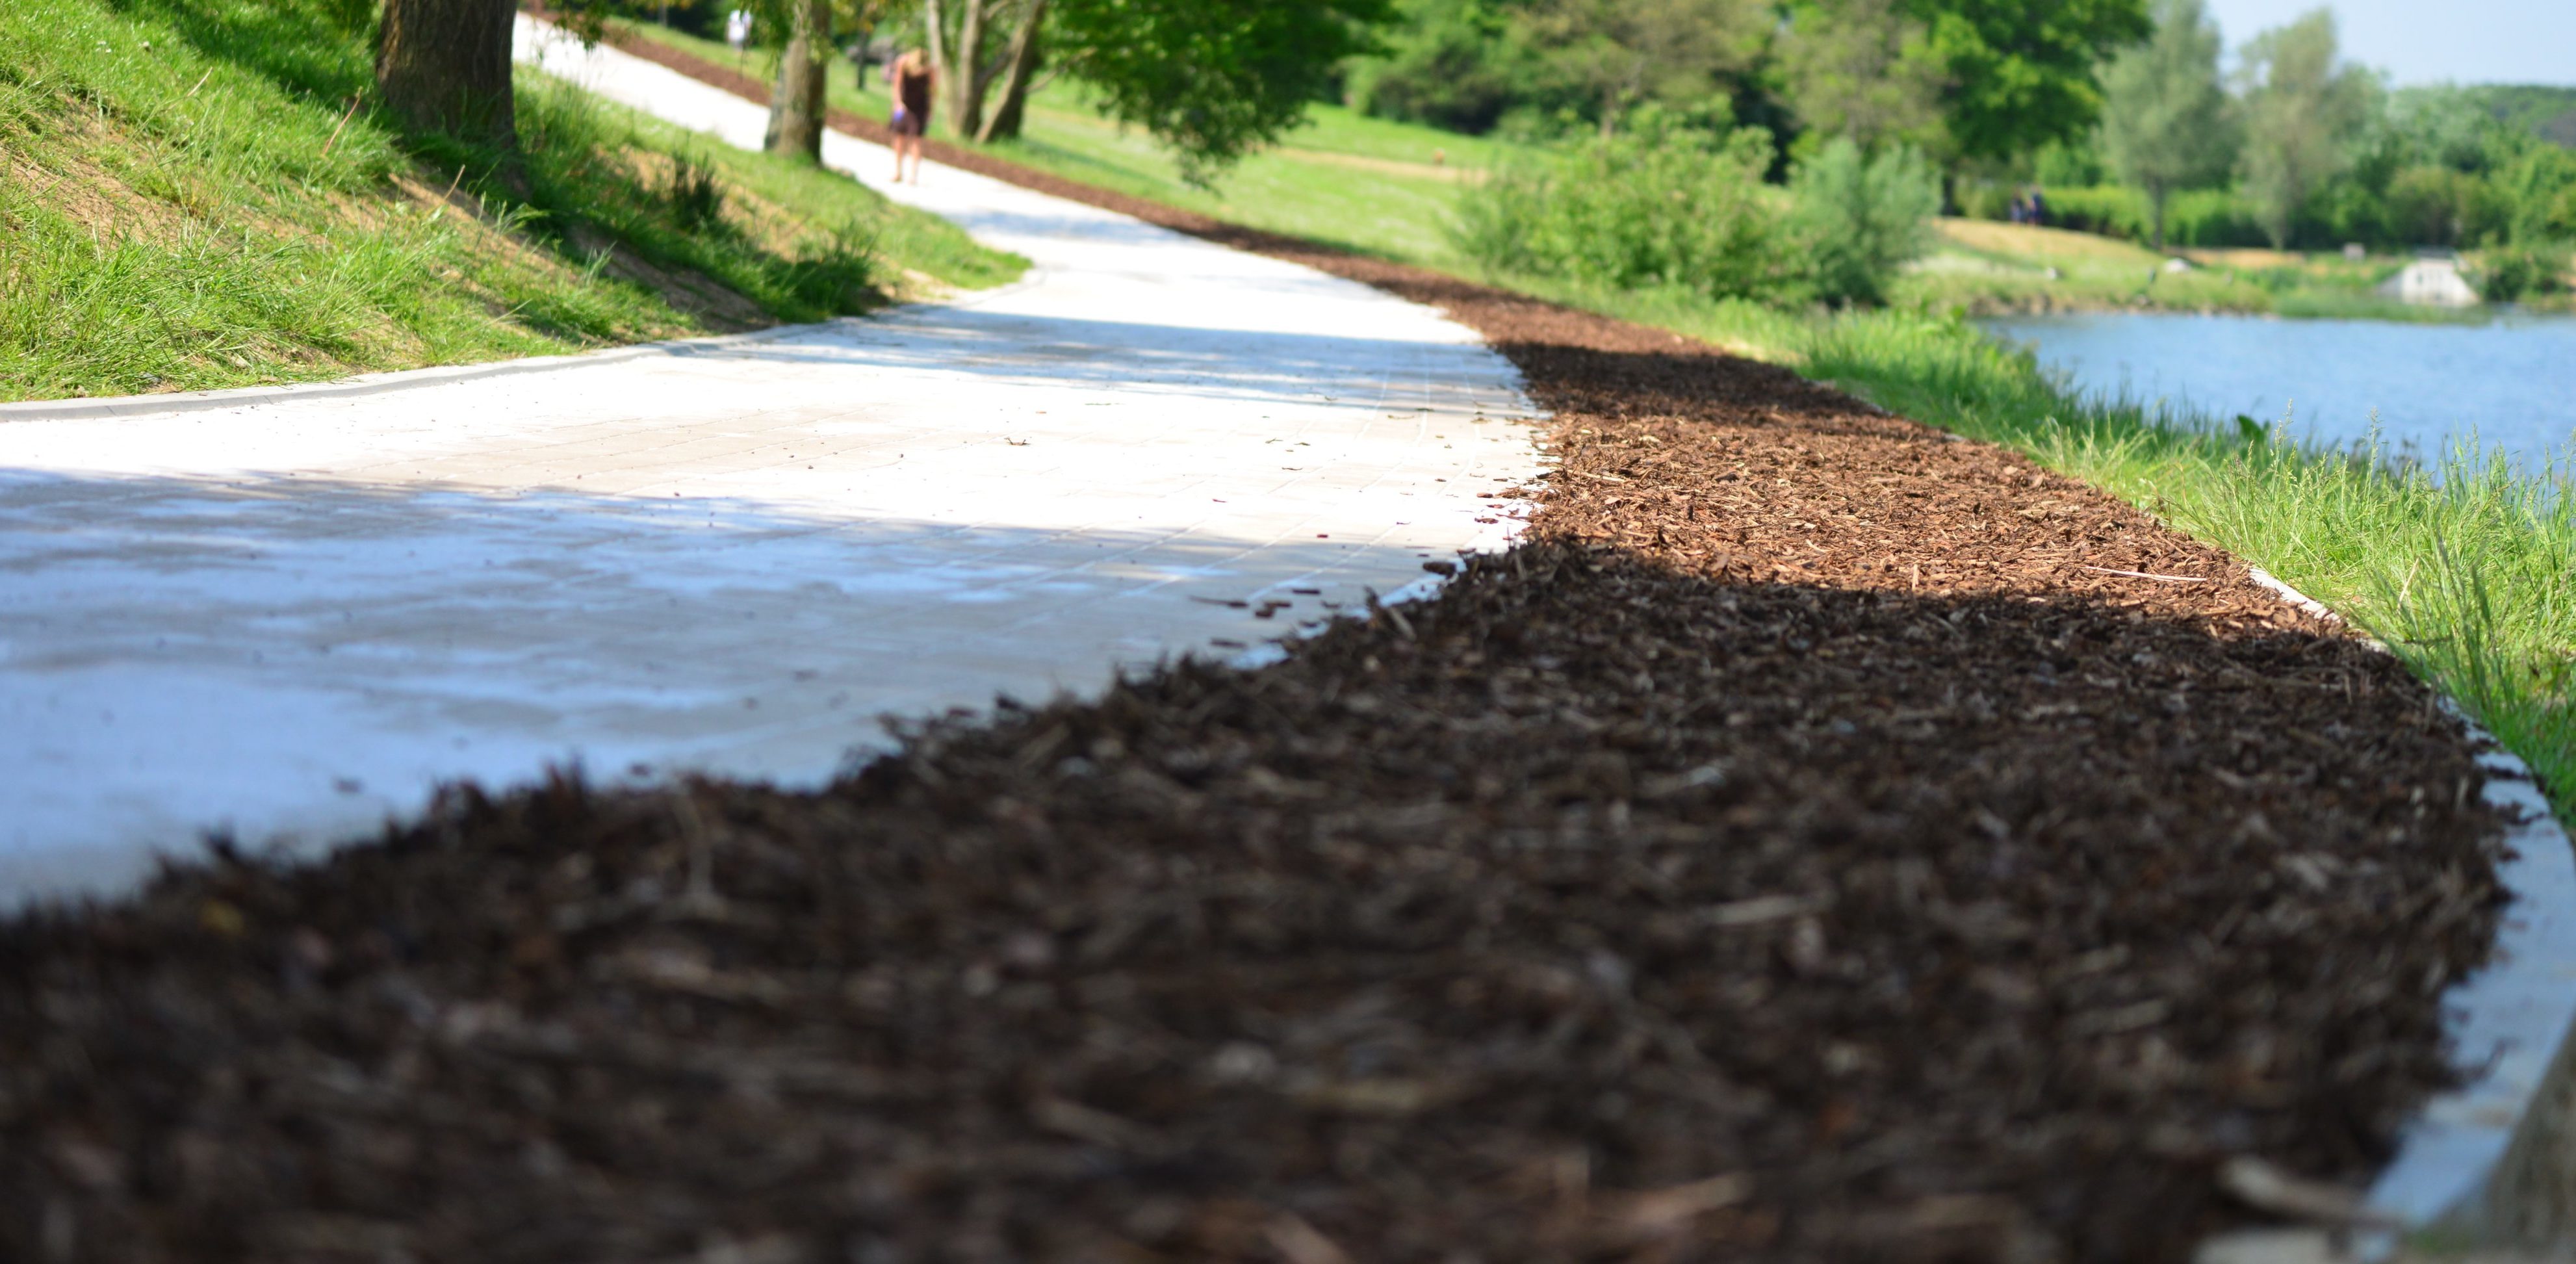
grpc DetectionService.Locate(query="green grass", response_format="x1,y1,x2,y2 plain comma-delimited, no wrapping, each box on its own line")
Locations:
621,23,2576,820
0,0,1022,403
621,20,1491,266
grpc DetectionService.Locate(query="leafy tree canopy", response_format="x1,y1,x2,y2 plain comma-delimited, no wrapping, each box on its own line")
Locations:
1050,0,1394,183
1775,0,1948,156
1346,0,1764,137
1905,0,2150,164
1515,0,1767,133
1343,0,1532,133
2235,7,2378,247
2099,0,2234,246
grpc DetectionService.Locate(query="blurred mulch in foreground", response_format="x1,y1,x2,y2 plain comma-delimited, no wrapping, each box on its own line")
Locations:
0,81,2510,1263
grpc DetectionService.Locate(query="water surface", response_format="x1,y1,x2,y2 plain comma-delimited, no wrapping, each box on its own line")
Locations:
1980,311,2576,471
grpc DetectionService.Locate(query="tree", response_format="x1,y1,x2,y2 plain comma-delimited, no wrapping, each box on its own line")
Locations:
376,0,519,148
2098,0,2234,250
1906,0,2150,166
1345,0,1529,134
926,0,1393,185
2236,8,2377,248
925,0,1011,142
977,0,1049,141
765,0,832,160
1775,0,1948,156
1346,0,1767,138
1515,0,1768,138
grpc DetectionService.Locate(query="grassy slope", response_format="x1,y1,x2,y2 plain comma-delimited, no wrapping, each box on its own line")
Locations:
630,23,2575,819
0,0,1020,403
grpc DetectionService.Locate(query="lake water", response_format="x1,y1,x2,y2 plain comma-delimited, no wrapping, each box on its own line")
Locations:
1979,311,2576,473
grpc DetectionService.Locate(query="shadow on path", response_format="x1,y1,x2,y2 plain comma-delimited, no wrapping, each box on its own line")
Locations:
0,540,2505,1263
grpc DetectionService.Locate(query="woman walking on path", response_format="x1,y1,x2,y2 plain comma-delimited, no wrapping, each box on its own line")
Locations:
887,48,934,185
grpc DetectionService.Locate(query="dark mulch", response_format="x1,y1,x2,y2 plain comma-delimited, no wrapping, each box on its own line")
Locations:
0,31,2510,1264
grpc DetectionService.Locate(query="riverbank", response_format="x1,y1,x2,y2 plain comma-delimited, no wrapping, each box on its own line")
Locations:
1508,275,2576,829
1899,219,2523,321
1980,309,2576,469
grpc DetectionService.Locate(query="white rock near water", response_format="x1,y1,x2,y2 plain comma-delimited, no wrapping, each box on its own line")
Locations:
2378,256,2482,307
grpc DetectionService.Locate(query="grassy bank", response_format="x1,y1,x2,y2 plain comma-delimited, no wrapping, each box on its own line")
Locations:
1502,272,2576,819
0,0,1020,404
1896,219,2473,319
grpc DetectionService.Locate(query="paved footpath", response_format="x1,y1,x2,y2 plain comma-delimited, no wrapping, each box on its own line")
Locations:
0,23,1543,905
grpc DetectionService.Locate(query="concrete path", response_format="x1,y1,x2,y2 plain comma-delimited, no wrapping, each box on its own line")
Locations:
0,25,1542,905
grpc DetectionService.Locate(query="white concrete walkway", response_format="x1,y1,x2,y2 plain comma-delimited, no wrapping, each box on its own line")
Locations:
0,25,1542,905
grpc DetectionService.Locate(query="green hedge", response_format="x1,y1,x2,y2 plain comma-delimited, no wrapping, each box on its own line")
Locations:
2033,187,2272,249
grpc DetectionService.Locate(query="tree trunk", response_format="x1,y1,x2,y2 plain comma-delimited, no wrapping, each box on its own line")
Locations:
975,0,1047,143
2149,183,2168,252
938,0,991,140
765,0,829,161
376,0,517,148
924,0,950,86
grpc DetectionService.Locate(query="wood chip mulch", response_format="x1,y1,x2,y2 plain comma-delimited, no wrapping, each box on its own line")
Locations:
0,31,2513,1264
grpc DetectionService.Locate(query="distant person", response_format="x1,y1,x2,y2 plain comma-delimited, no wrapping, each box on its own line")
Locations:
888,48,934,185
2026,186,2048,227
724,8,751,58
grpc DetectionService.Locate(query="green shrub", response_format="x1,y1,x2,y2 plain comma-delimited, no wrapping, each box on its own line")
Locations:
1952,179,2017,223
1787,139,1938,307
2472,241,2573,302
1451,114,1794,300
2497,144,2576,243
1454,121,1938,307
2040,185,2269,247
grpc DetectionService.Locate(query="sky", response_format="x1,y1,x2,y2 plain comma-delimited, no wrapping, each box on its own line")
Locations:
2202,0,2576,87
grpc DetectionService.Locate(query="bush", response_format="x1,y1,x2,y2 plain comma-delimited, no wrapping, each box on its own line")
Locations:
1453,120,1938,308
2473,241,2573,302
1788,139,1938,307
1343,0,1525,134
1450,114,1796,301
2038,185,2270,248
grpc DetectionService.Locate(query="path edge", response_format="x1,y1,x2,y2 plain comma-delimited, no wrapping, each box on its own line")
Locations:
0,321,840,422
0,268,1049,425
2246,568,2576,1256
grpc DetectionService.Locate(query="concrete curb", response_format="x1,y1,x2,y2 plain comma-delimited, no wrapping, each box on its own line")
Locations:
2232,569,2576,1259
0,262,1051,425
0,320,845,423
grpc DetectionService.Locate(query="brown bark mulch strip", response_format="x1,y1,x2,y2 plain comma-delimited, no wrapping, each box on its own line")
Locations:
1,26,2510,1264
